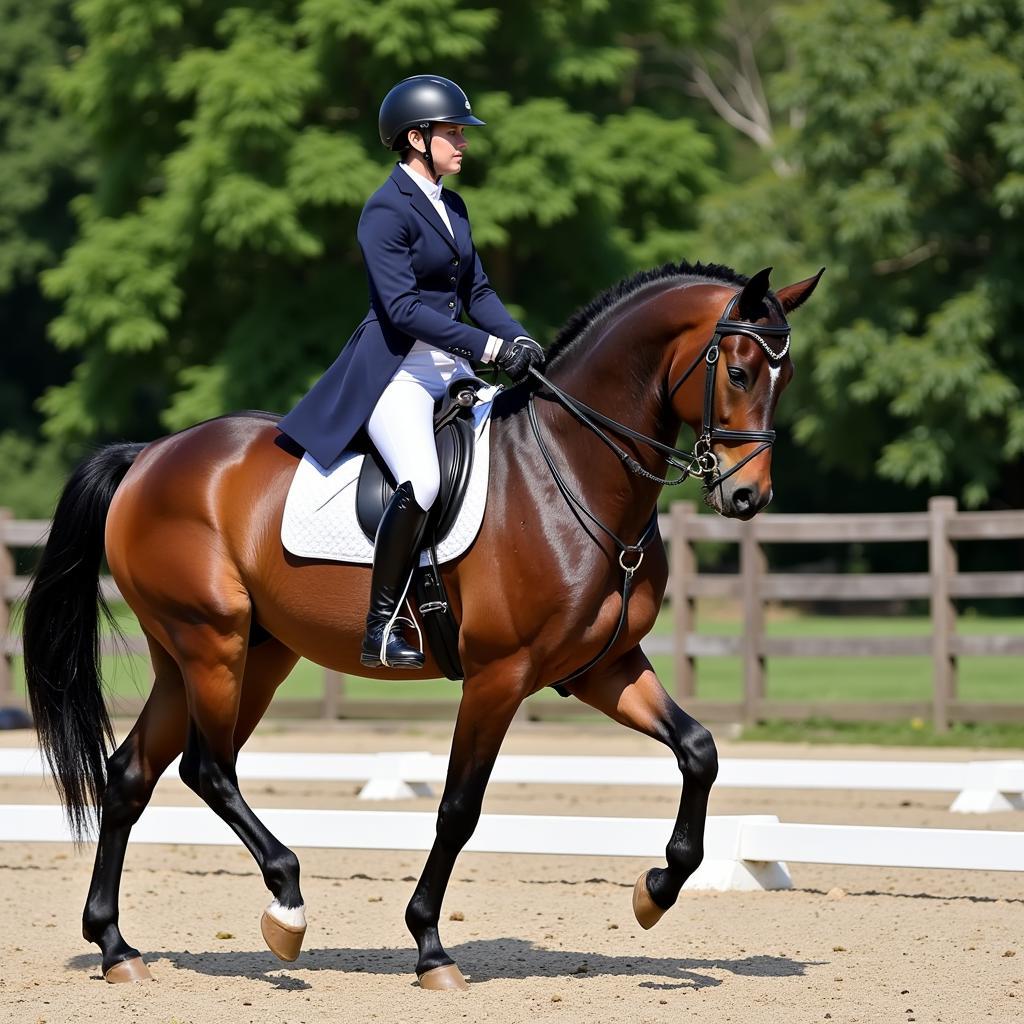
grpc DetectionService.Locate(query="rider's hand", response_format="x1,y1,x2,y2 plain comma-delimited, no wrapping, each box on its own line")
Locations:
495,336,545,380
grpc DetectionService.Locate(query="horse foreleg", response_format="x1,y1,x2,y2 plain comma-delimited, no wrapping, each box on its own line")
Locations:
82,640,187,982
566,645,719,928
405,667,526,990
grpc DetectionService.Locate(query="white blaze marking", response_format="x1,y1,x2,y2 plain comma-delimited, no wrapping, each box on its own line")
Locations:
766,363,782,408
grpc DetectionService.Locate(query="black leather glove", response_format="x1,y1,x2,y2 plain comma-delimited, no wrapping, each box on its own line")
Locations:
495,335,545,380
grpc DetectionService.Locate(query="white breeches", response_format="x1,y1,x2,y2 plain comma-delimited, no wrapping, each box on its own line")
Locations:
366,348,472,510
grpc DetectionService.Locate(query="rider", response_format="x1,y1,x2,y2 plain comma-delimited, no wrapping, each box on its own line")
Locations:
278,75,544,670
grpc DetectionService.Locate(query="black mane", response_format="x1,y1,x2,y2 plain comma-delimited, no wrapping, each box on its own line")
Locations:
545,259,752,368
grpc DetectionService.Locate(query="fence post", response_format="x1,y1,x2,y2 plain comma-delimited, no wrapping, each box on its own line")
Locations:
0,509,12,706
323,669,346,720
670,501,698,700
740,521,766,725
929,496,958,732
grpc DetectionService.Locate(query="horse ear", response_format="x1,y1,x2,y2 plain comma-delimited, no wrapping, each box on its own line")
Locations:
735,267,773,321
775,267,826,314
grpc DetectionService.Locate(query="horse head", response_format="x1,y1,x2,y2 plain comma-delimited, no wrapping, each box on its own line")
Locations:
666,267,824,520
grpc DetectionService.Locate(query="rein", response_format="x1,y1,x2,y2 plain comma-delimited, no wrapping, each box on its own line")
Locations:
527,293,791,689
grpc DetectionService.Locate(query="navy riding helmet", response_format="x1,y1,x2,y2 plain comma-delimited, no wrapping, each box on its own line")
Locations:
378,75,485,174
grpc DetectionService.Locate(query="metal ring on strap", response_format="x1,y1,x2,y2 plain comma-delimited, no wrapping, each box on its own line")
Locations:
619,547,645,575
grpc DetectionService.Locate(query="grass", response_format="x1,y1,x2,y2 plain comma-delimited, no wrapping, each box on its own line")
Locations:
740,717,1024,748
8,602,1023,746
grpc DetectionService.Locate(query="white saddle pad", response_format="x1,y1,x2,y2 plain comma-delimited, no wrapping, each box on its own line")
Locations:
281,386,498,565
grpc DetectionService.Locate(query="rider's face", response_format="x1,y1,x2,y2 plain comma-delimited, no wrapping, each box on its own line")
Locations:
432,124,468,175
407,124,468,177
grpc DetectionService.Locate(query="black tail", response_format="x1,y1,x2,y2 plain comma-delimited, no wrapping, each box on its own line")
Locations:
23,442,145,839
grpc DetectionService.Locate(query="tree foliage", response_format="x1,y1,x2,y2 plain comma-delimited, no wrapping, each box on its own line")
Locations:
694,0,1024,508
0,0,87,437
5,0,1024,519
39,0,719,444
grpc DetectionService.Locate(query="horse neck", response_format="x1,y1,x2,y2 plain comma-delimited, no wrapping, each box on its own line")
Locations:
537,283,692,540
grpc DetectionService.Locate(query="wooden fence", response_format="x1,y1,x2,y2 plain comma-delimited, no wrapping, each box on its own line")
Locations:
2,497,1022,729
666,496,1024,730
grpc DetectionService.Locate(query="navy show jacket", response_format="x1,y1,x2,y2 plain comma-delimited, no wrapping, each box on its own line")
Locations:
277,163,527,468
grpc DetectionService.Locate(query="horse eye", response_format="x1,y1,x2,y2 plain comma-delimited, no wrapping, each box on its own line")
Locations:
727,365,748,390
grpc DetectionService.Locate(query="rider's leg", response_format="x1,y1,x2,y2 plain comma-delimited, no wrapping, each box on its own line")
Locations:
362,379,441,668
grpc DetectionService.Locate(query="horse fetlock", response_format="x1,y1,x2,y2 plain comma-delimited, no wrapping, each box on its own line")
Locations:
82,901,118,944
415,946,456,978
643,866,682,911
262,847,302,903
665,833,705,880
83,917,142,975
404,893,438,936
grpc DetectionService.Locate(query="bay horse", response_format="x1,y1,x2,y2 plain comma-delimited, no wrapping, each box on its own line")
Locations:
23,260,821,989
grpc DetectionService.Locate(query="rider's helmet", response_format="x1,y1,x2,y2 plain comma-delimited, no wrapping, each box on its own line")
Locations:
378,75,485,173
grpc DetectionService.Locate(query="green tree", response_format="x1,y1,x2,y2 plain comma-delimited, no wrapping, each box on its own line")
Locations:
40,0,720,445
0,0,91,516
0,0,89,430
690,0,1024,509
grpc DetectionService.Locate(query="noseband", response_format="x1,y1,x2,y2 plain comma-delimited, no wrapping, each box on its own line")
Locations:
529,292,792,494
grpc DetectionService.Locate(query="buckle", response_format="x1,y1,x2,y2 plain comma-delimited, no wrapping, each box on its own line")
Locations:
419,600,448,615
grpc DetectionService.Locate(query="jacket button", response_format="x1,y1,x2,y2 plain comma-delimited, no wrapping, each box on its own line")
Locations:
448,300,455,308
452,258,459,266
450,275,457,282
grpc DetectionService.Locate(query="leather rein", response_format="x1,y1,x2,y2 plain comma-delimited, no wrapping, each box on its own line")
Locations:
526,293,791,688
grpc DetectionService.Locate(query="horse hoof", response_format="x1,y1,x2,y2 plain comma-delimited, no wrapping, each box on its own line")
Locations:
260,907,306,962
632,870,667,930
418,964,469,991
104,956,153,984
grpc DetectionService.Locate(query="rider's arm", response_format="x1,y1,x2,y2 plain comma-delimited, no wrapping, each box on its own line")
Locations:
357,201,491,362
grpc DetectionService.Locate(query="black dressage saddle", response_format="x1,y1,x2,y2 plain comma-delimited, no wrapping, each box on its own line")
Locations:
355,376,484,543
354,377,487,681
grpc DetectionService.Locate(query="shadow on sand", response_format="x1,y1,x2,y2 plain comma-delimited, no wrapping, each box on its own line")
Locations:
68,939,821,990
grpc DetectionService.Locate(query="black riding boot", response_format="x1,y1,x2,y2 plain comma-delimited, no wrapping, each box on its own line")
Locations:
360,481,430,669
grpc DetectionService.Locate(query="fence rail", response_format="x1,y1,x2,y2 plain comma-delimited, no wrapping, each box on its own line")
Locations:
5,804,1023,889
2,498,1022,728
6,747,1021,811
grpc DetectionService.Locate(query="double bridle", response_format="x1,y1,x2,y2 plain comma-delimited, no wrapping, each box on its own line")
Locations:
526,292,792,688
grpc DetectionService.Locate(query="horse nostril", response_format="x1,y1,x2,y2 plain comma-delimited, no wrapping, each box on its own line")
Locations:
732,486,756,514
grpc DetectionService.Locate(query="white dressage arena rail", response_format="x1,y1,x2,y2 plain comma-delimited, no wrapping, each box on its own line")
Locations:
3,748,1022,812
2,804,1023,892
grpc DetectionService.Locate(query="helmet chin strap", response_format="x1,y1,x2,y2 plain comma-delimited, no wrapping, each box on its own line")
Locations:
416,121,437,181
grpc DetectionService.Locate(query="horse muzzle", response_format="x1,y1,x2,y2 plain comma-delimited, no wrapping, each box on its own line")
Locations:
717,477,772,520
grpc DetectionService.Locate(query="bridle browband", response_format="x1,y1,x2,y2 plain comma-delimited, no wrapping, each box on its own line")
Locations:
526,291,792,689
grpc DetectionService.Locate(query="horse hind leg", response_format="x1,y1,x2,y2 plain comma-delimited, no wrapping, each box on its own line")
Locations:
566,646,718,929
169,607,307,962
82,635,188,982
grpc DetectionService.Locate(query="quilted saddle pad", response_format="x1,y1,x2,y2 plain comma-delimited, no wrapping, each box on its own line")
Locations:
281,385,498,565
